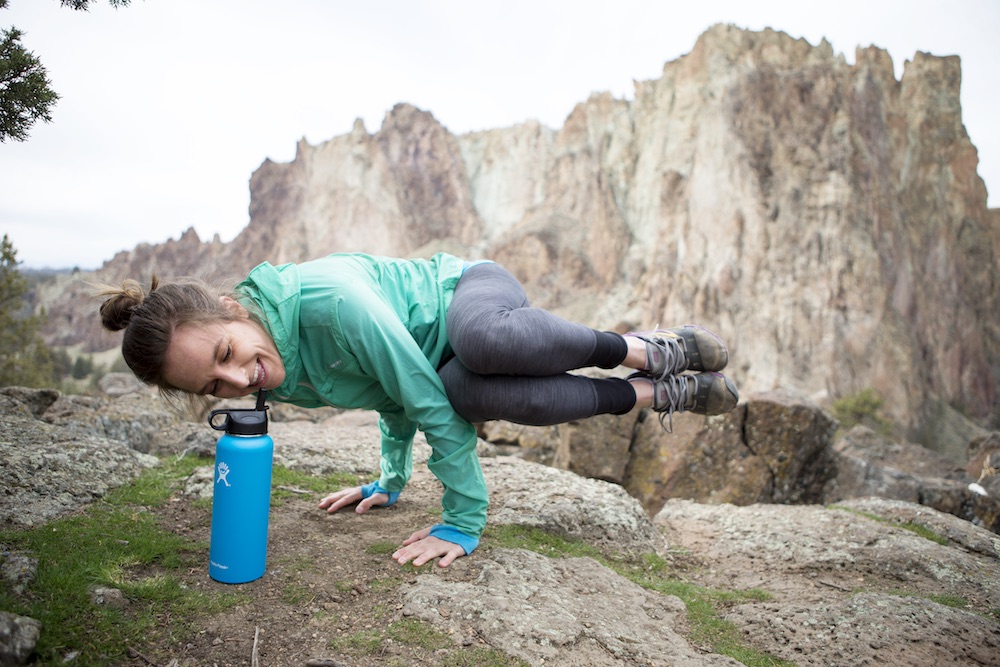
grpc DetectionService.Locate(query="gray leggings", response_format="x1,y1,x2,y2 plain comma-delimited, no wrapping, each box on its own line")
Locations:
438,262,634,425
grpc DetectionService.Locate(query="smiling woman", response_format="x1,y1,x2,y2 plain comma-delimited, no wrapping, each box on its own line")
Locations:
97,251,738,569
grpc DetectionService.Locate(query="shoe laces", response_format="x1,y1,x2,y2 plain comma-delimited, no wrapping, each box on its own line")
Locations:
650,374,691,433
643,334,689,381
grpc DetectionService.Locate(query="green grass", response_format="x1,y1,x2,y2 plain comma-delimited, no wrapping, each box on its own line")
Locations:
484,525,791,667
113,453,213,505
328,618,533,666
334,579,358,593
887,589,970,609
441,648,531,667
831,387,894,437
329,618,451,653
369,576,403,593
366,540,401,556
898,521,950,545
0,455,246,666
329,628,385,653
386,618,452,650
830,506,950,545
926,593,969,608
281,581,316,604
485,523,605,559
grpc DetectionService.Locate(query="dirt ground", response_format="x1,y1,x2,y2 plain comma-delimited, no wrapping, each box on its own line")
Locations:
123,461,1000,667
137,470,500,667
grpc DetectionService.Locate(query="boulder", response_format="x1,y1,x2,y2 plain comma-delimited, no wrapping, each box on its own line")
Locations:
482,456,664,555
402,549,741,667
0,389,159,528
0,611,41,667
829,426,1000,532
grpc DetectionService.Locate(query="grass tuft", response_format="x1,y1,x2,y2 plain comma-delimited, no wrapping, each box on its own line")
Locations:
831,387,894,437
441,646,531,666
829,506,949,545
329,618,451,654
366,540,400,556
386,618,452,650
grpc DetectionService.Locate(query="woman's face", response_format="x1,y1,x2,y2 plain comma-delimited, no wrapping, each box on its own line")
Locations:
162,316,286,398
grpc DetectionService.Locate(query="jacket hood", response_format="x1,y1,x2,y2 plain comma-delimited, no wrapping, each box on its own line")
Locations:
236,261,303,397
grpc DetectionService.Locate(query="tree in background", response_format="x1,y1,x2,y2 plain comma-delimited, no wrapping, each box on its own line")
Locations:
0,0,132,142
0,22,57,142
51,346,73,378
71,354,94,380
58,0,132,9
0,234,55,387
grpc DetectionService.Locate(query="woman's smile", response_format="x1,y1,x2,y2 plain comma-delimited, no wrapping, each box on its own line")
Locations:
250,360,266,387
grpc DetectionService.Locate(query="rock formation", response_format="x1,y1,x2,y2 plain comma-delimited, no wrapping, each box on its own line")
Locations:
37,24,998,457
479,387,1000,532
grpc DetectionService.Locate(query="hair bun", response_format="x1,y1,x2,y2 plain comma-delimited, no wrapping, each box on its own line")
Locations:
98,277,157,332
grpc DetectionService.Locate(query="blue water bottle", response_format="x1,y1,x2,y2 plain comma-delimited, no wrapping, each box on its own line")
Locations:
207,390,274,583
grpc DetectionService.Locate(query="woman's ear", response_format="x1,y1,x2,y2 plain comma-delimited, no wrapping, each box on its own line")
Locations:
219,296,249,318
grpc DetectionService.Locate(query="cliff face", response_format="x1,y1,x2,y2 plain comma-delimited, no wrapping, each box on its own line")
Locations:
54,24,999,438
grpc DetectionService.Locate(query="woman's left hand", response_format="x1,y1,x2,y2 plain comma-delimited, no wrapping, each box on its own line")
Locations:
393,526,466,567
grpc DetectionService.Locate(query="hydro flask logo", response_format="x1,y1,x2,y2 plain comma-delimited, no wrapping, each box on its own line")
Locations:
216,461,232,487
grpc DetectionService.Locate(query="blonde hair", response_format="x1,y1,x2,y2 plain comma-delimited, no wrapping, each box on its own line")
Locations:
96,276,243,393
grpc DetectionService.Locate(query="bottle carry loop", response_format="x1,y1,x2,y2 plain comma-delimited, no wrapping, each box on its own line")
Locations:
209,390,269,435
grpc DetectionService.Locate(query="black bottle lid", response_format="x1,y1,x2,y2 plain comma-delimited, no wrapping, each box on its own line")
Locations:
208,390,269,436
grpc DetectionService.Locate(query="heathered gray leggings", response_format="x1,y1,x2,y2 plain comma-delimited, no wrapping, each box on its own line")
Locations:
438,262,635,425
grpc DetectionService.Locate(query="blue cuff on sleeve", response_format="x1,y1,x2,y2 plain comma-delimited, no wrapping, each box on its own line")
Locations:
360,481,400,507
429,524,480,555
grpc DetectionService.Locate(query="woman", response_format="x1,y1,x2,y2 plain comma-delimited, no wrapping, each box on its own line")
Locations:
99,252,738,567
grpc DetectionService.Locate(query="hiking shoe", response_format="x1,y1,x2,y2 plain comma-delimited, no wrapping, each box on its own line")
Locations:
630,371,739,432
625,325,729,379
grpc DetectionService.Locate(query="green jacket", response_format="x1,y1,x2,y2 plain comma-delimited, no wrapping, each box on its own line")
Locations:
235,252,488,547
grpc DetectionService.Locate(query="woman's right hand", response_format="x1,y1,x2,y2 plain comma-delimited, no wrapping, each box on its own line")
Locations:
318,487,390,515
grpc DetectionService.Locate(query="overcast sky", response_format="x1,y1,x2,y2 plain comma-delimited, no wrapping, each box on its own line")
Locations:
3,0,998,270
